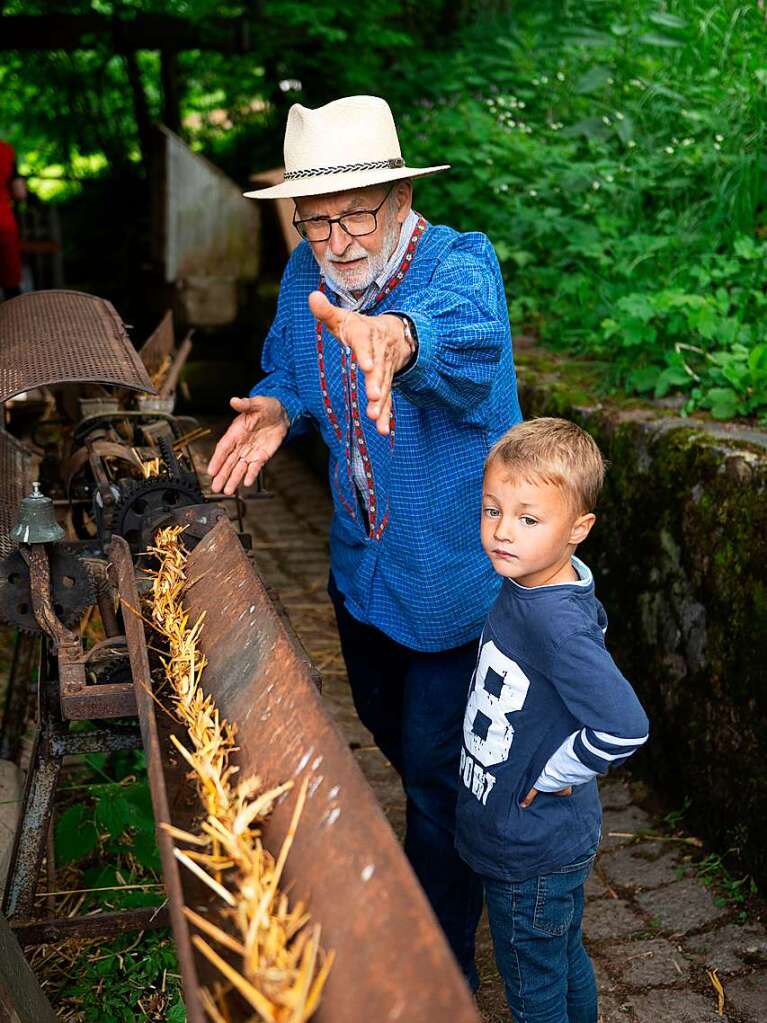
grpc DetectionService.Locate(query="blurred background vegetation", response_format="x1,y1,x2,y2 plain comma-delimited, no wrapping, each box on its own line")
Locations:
2,0,766,420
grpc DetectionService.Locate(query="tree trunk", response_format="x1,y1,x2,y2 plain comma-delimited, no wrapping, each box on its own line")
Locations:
123,50,152,168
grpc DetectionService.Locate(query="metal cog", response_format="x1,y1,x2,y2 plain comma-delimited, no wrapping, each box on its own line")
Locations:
110,473,203,554
85,653,132,687
0,549,97,633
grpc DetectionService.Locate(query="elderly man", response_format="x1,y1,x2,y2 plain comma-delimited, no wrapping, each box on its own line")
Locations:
209,95,522,988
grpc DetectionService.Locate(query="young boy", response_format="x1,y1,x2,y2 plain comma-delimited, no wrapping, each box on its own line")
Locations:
455,417,649,1023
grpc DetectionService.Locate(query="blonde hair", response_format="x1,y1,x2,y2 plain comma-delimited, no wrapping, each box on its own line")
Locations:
486,417,606,513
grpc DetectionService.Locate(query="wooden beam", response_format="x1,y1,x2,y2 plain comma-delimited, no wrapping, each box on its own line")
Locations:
0,13,250,52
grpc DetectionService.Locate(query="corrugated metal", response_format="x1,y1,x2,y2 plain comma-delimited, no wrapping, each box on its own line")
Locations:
0,290,155,403
160,127,260,284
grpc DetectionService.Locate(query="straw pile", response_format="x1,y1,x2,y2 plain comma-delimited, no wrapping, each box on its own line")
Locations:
149,525,333,1022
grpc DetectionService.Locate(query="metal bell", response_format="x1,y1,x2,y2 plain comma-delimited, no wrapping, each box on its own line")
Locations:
10,482,65,545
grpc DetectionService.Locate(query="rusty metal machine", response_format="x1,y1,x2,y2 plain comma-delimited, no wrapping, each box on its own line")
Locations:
0,290,480,1021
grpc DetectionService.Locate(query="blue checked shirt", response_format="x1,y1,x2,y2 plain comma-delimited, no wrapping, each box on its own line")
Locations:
250,218,522,651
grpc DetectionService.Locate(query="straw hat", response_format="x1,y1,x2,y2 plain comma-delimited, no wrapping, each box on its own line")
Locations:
244,95,449,200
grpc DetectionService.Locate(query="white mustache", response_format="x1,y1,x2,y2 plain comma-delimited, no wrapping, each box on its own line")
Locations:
327,246,368,264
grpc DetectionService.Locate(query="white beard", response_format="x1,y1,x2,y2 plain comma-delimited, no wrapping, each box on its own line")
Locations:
320,211,402,294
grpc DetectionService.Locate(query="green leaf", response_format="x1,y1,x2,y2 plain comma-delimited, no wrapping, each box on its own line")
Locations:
83,865,118,890
84,752,107,775
644,81,686,101
622,321,657,346
123,781,155,832
510,250,535,268
131,829,161,873
55,804,99,865
638,31,684,48
648,11,687,29
616,115,635,144
654,366,692,398
564,27,615,48
687,304,718,339
734,236,761,260
560,116,609,140
167,998,187,1023
617,294,656,322
575,66,613,95
706,388,739,420
721,362,750,390
493,240,511,262
748,344,767,375
627,366,661,393
95,794,131,838
119,890,165,909
717,319,740,346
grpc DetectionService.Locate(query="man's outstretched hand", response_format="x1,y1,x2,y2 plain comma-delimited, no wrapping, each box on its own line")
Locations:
309,290,412,435
207,395,289,495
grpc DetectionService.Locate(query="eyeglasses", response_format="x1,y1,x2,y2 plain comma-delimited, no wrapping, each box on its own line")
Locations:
293,186,394,242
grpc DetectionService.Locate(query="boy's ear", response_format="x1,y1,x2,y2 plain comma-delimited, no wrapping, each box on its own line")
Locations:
569,512,596,546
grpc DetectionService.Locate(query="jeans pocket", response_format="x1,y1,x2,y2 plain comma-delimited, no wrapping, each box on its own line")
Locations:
532,855,594,937
532,876,574,937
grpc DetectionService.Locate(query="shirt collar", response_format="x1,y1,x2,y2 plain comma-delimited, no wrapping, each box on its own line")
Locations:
503,556,594,596
324,209,420,312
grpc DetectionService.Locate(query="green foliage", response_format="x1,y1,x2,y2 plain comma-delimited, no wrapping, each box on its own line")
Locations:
54,803,99,864
46,741,182,1019
53,744,164,911
663,796,691,829
694,850,758,917
56,929,183,1023
395,1,767,420
2,0,766,418
0,0,456,191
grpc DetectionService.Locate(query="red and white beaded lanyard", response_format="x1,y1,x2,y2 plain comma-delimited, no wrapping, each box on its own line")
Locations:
315,215,427,540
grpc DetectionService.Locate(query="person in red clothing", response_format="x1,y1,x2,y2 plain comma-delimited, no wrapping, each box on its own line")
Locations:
0,140,27,299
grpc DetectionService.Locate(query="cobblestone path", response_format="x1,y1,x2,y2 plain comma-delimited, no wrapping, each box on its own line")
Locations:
240,444,766,1023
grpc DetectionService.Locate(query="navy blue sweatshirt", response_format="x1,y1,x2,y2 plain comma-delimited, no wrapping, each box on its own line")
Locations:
455,558,649,882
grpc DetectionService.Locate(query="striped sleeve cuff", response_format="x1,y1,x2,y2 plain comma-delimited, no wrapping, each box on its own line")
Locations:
535,728,649,791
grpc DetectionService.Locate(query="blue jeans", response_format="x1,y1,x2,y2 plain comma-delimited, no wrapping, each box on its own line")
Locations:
483,849,598,1023
329,575,484,989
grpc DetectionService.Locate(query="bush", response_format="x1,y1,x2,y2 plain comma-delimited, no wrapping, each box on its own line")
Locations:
394,1,767,420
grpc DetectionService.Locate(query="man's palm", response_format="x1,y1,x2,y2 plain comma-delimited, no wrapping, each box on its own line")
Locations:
208,395,288,494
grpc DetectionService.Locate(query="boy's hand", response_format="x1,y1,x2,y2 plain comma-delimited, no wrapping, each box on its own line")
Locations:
520,785,572,808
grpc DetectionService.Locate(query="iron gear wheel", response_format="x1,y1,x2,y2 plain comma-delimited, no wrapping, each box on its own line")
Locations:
0,548,97,633
85,653,132,687
110,474,203,554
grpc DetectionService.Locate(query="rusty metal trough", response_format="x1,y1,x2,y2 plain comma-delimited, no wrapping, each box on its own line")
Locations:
0,285,480,1018
115,518,480,1023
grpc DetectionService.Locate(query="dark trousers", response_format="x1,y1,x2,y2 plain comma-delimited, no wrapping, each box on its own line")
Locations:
329,575,484,988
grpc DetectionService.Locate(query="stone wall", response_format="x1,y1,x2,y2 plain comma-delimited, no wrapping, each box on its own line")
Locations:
515,349,767,886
